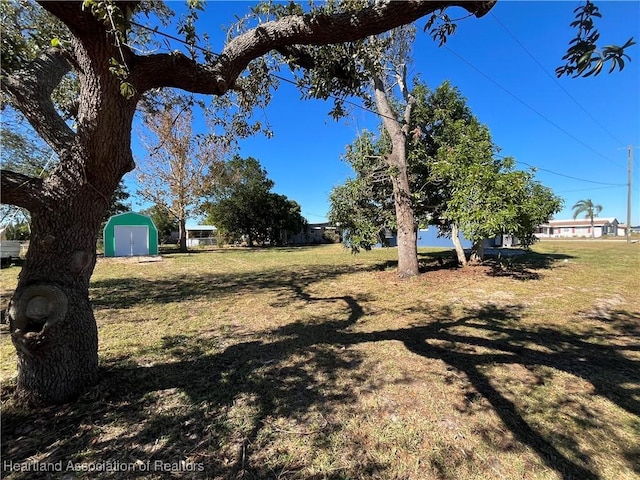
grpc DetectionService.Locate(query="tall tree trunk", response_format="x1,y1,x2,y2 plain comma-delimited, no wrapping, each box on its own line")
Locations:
451,223,467,267
390,164,419,277
373,75,419,278
8,184,108,405
3,33,138,405
179,217,188,253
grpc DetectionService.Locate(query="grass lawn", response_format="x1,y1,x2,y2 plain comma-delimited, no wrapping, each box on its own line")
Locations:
1,241,639,479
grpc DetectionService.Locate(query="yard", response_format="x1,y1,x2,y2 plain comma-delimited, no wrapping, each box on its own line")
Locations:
1,241,638,479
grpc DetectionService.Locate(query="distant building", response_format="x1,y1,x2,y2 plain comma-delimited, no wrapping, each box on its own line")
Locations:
535,217,622,238
185,225,217,246
289,223,339,244
103,212,158,257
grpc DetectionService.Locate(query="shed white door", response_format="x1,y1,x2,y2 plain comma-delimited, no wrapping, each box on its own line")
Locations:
114,226,149,256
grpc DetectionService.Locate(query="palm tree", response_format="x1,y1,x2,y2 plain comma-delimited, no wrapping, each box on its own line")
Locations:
572,199,603,238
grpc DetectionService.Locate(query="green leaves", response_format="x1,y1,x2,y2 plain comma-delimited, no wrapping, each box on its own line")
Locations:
424,10,458,47
202,156,304,245
330,79,562,252
119,82,136,100
556,0,635,78
108,58,136,99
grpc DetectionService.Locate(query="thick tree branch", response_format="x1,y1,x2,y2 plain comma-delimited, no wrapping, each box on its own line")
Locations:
373,76,403,141
133,0,495,95
1,170,45,211
37,1,139,37
2,48,76,155
132,52,229,95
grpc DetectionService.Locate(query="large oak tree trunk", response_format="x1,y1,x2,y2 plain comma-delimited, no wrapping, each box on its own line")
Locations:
4,28,138,405
9,185,108,405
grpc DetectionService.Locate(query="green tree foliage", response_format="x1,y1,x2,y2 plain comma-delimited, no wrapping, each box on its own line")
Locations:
139,204,179,243
329,131,397,251
556,0,635,78
202,156,306,246
330,81,563,262
572,198,603,238
2,221,30,241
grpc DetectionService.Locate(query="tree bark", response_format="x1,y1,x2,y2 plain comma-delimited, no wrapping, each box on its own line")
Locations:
391,172,420,277
373,75,419,278
451,223,467,267
9,193,103,405
179,217,188,253
4,28,138,405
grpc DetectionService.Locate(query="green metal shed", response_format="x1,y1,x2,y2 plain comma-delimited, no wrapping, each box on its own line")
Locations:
103,212,158,257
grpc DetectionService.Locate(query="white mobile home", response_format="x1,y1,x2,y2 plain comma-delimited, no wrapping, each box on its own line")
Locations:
535,218,620,239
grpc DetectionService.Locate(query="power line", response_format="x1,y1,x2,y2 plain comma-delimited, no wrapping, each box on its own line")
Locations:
131,20,398,123
493,152,626,185
131,19,626,188
514,159,627,186
489,11,628,148
444,46,627,170
555,185,626,193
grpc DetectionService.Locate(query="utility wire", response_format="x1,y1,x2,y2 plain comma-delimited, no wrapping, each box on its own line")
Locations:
131,19,625,188
515,159,627,186
490,11,628,148
555,185,626,193
493,152,626,185
131,20,398,123
444,45,627,170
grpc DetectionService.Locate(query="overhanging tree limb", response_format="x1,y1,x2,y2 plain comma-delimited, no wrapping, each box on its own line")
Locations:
133,0,496,95
0,170,45,211
2,48,76,155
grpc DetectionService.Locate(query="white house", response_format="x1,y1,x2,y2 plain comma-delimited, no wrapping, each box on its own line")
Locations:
185,225,217,246
535,217,622,238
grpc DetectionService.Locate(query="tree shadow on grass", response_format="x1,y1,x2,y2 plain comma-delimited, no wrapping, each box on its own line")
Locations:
1,282,385,479
90,261,385,310
364,303,639,479
416,249,575,278
483,251,575,280
2,284,638,479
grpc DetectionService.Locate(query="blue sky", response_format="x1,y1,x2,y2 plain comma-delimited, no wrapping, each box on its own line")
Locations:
127,1,640,226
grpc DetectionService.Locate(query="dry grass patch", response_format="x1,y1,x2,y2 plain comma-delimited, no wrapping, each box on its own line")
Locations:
1,242,639,479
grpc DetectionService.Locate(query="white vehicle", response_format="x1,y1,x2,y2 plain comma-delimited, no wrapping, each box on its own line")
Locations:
0,240,21,267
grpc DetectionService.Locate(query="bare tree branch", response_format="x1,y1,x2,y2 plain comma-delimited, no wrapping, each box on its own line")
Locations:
2,48,76,155
1,170,45,211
